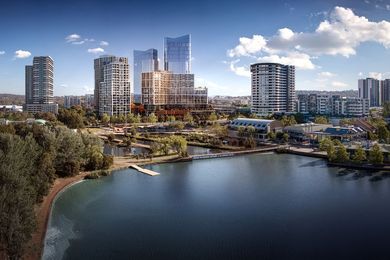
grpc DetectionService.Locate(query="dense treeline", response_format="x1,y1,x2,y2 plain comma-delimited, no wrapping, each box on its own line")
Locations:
0,123,112,259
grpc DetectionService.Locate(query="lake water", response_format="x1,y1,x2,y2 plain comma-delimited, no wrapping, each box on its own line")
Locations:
43,154,390,259
103,143,148,156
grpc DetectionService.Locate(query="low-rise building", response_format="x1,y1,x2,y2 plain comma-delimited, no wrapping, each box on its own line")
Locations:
228,118,283,141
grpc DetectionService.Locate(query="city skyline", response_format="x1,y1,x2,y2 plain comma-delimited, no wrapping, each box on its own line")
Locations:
1,0,390,96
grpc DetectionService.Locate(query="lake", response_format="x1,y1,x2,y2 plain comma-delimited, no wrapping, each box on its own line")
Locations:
43,153,390,259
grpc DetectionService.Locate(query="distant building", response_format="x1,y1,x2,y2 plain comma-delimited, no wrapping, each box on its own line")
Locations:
24,56,58,114
94,56,131,116
381,79,390,105
142,71,207,113
358,78,381,107
64,96,82,108
133,49,159,103
83,94,94,109
164,34,191,74
250,63,295,116
297,93,368,117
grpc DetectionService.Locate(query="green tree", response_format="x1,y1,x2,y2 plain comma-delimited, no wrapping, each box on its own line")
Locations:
267,131,276,140
101,113,110,125
377,124,390,143
147,113,158,123
281,115,297,126
352,145,367,162
244,136,256,148
369,143,384,164
283,133,289,143
335,145,349,162
326,142,337,162
383,101,390,117
166,115,176,122
57,108,84,129
319,137,333,151
170,136,188,156
208,112,218,121
183,112,194,123
314,116,328,124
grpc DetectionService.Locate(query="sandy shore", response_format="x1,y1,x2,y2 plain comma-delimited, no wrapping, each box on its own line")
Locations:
24,172,89,260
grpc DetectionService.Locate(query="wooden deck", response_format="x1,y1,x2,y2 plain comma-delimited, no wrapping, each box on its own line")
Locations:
129,164,160,176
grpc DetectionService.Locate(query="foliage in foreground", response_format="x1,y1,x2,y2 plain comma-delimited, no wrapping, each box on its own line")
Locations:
0,124,113,258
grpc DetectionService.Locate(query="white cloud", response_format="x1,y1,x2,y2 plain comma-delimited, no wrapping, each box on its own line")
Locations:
318,71,336,77
87,47,104,54
72,41,85,45
227,35,267,57
0,51,5,55
368,72,382,80
100,41,109,46
229,60,251,77
331,81,349,88
387,5,390,11
227,6,390,76
60,84,68,88
66,34,81,42
358,72,363,77
257,52,315,69
83,85,94,93
14,50,31,59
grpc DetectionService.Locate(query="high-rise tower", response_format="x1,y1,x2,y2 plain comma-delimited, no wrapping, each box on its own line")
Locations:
164,34,191,74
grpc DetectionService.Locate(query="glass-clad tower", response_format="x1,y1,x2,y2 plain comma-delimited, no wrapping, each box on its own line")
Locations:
164,34,191,74
133,49,158,103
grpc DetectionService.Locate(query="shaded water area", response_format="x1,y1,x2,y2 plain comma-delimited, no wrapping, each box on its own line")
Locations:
103,143,148,156
43,154,390,259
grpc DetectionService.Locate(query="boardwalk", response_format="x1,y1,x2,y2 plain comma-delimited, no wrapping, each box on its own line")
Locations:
190,146,282,160
129,164,160,176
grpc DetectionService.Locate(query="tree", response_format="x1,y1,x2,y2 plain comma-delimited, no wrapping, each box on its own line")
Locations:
319,137,333,151
147,113,158,123
208,112,218,121
314,116,328,124
369,143,384,164
377,125,390,143
101,113,110,125
281,115,297,126
335,145,349,162
183,112,194,123
383,101,390,117
352,145,367,162
267,131,276,140
57,108,84,129
237,126,245,137
326,142,337,162
294,113,305,124
211,123,228,137
244,136,256,148
170,136,188,156
166,115,176,122
282,133,289,143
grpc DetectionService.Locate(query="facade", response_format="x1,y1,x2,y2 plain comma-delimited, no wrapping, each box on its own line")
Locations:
94,55,127,111
133,49,159,103
84,94,95,109
97,58,131,116
250,63,295,116
142,71,207,112
381,79,390,105
64,96,82,108
24,56,58,114
358,78,381,107
164,34,191,74
228,118,283,141
297,94,369,117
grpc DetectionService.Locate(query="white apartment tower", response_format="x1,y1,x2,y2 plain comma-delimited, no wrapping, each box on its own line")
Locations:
250,63,295,115
94,56,131,116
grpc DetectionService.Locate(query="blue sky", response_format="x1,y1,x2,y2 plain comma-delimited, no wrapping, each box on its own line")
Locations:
0,0,390,96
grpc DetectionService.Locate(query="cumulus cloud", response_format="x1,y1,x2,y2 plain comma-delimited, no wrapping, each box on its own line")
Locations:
227,6,390,75
0,51,5,55
229,60,251,77
87,48,104,54
83,85,94,93
368,72,382,80
331,81,349,88
14,50,31,59
318,71,336,77
66,34,81,42
100,41,109,46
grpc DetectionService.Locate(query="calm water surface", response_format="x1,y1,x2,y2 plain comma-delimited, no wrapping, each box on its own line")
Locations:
43,154,390,259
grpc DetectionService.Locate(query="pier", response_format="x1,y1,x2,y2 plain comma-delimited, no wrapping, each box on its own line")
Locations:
190,146,283,160
129,164,160,176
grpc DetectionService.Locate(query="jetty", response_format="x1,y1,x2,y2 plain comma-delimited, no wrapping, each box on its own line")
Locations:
129,164,160,176
190,146,282,160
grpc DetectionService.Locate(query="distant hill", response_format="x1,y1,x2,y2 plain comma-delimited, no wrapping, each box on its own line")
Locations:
296,90,358,97
0,94,64,106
